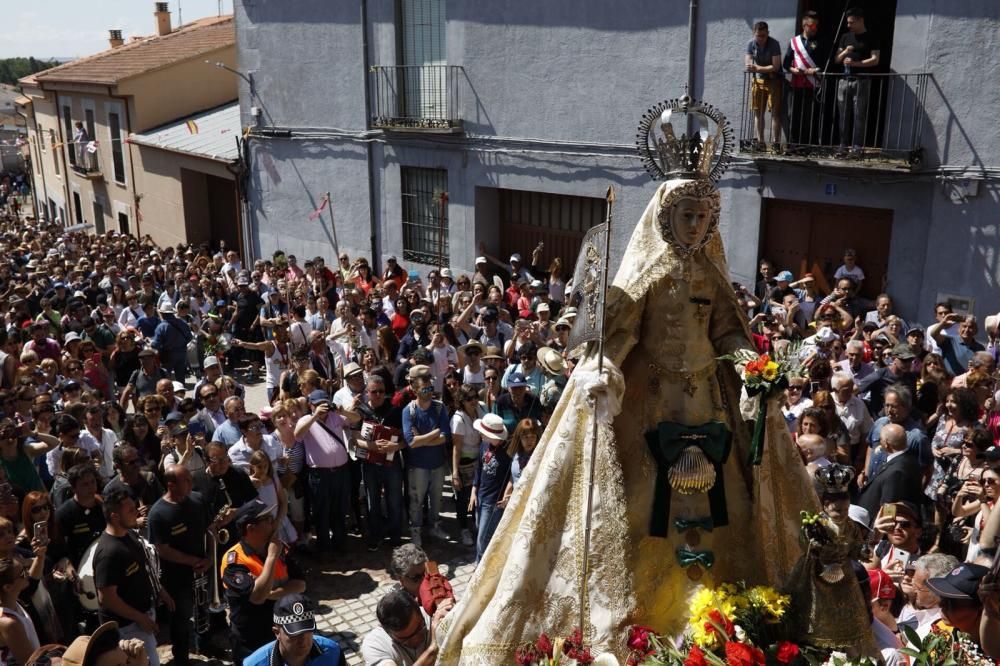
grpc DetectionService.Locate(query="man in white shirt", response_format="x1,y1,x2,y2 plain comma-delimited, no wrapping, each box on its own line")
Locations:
79,404,117,479
832,372,874,461
228,414,285,472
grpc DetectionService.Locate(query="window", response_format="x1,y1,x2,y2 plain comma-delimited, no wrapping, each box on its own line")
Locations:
109,111,126,183
84,108,96,143
62,104,76,166
118,212,130,236
400,166,448,265
400,0,446,119
72,192,83,225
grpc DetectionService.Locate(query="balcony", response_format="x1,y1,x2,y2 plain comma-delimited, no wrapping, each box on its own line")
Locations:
369,65,463,133
70,146,103,179
737,71,929,169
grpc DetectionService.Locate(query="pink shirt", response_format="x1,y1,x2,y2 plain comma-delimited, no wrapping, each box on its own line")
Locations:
296,411,350,469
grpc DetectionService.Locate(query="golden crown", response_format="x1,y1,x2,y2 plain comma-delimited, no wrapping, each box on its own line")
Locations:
636,95,733,182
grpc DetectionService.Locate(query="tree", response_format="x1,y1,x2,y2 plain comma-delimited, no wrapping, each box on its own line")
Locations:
0,58,60,86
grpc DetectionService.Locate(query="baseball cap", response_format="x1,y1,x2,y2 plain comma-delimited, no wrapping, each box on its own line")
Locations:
236,274,250,286
233,498,276,531
507,372,529,388
440,268,453,278
386,255,397,263
868,569,897,601
891,343,916,360
775,270,794,282
307,389,330,404
407,364,432,381
509,253,522,263
203,355,220,369
475,256,487,265
926,563,990,601
273,593,317,636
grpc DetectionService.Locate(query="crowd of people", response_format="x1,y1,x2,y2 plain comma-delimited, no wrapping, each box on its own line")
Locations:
0,170,998,665
744,253,1000,661
0,182,575,665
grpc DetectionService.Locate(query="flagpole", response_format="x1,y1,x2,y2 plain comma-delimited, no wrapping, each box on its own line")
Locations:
325,192,341,260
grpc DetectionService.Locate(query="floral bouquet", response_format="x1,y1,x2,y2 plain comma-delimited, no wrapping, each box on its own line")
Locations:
718,344,804,465
899,624,996,666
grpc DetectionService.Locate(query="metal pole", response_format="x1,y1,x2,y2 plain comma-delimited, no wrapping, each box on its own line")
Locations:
326,192,341,260
687,0,698,98
578,185,615,635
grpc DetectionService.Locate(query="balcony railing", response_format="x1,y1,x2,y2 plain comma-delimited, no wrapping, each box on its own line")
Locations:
70,145,102,178
738,71,929,167
369,65,463,132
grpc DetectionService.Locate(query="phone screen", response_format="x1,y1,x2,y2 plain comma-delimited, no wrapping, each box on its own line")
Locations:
33,521,48,544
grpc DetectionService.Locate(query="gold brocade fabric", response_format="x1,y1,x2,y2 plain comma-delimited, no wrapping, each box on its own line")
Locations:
783,520,879,655
437,180,821,664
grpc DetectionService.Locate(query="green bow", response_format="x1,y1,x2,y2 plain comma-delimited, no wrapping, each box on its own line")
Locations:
674,517,714,534
645,421,732,537
676,548,715,569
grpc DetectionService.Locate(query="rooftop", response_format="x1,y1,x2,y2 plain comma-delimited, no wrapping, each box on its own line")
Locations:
129,101,240,162
30,16,233,86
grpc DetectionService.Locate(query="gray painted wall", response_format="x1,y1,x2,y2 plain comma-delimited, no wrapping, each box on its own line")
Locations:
235,0,1000,326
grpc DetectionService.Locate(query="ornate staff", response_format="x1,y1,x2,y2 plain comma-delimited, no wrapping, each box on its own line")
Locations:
569,185,615,633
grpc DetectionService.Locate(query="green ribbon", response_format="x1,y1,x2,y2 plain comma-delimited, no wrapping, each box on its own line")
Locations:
674,517,714,534
745,377,788,466
676,548,715,569
645,421,731,537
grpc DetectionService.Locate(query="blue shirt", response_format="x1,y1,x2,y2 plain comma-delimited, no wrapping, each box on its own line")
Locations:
212,419,243,447
402,400,451,470
866,415,931,476
746,36,782,78
245,635,343,666
938,334,985,377
136,315,160,339
473,439,512,505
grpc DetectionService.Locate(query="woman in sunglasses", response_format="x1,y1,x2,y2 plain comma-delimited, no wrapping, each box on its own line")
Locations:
0,418,60,495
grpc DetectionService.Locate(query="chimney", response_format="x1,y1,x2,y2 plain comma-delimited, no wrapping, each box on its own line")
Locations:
108,29,124,48
154,2,171,36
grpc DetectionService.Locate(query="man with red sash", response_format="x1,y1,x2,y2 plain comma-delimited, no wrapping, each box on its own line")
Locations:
221,499,307,663
784,11,825,150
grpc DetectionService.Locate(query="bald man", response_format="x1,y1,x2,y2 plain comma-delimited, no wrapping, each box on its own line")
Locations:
858,423,925,519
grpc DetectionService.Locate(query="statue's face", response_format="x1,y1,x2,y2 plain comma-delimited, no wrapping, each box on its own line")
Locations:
669,197,713,248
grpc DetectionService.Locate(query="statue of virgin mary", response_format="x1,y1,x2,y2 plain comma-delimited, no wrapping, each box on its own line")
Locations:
438,99,819,664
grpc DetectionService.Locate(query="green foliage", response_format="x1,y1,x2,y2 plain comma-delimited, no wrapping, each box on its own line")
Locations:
0,57,61,86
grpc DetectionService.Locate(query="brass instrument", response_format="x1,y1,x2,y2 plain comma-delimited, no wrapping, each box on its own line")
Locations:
208,477,233,614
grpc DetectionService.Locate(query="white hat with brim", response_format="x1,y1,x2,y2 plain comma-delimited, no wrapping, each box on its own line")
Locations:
536,346,566,375
473,413,508,441
986,313,1000,338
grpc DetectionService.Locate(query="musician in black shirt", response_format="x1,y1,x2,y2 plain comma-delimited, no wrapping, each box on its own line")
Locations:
357,375,405,550
55,464,106,572
148,464,209,666
95,488,174,664
835,7,881,154
193,441,258,553
102,445,163,535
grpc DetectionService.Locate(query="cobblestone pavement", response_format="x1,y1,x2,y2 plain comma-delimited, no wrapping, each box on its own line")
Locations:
157,371,478,665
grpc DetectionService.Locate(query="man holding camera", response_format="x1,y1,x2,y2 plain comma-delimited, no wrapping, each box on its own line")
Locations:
295,389,361,553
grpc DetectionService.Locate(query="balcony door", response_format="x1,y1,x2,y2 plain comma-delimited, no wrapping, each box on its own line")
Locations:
399,0,446,119
761,198,892,300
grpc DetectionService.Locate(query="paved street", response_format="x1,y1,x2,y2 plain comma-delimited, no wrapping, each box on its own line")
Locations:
172,374,477,665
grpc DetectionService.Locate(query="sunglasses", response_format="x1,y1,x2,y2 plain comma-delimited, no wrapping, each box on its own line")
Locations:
30,504,51,514
894,520,913,529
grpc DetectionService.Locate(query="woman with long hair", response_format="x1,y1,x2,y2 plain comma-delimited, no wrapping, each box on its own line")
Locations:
916,352,950,417
547,258,565,310
375,325,399,369
953,462,998,563
807,391,852,464
927,388,981,503
0,557,40,665
271,401,306,544
505,418,542,490
0,419,59,496
248,450,297,544
451,385,485,548
121,414,161,472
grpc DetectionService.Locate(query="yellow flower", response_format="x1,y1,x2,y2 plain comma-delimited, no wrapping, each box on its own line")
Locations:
761,362,779,381
747,586,790,620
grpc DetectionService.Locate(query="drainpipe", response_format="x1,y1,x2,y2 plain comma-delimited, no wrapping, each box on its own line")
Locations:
687,0,698,98
16,107,45,221
360,0,380,270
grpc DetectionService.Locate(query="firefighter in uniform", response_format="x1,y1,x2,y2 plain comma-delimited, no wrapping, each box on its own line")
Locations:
220,499,306,663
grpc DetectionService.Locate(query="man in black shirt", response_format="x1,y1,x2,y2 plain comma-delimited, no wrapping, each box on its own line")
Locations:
148,464,209,666
835,7,881,154
95,488,174,664
229,275,264,376
357,375,405,550
55,463,106,573
103,445,164,536
193,441,258,554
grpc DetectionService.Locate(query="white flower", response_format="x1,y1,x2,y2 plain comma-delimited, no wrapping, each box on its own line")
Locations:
591,654,620,666
734,624,747,642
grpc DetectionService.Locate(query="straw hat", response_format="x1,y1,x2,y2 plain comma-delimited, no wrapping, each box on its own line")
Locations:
536,346,566,375
473,413,508,441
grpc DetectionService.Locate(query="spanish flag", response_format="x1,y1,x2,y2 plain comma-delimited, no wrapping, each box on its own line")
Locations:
186,120,199,135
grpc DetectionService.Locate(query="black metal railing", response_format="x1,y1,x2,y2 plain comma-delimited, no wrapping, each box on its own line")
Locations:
369,65,463,131
738,71,929,165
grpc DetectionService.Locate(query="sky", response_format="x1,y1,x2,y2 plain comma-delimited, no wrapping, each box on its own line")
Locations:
0,0,234,59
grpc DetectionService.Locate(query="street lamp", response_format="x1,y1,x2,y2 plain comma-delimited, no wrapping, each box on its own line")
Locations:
205,60,254,96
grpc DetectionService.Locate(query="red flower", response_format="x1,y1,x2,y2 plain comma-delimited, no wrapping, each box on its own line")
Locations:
574,648,595,664
704,610,734,639
515,642,542,665
774,641,800,664
627,625,656,654
684,645,708,666
724,641,765,666
536,633,553,658
759,354,770,364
